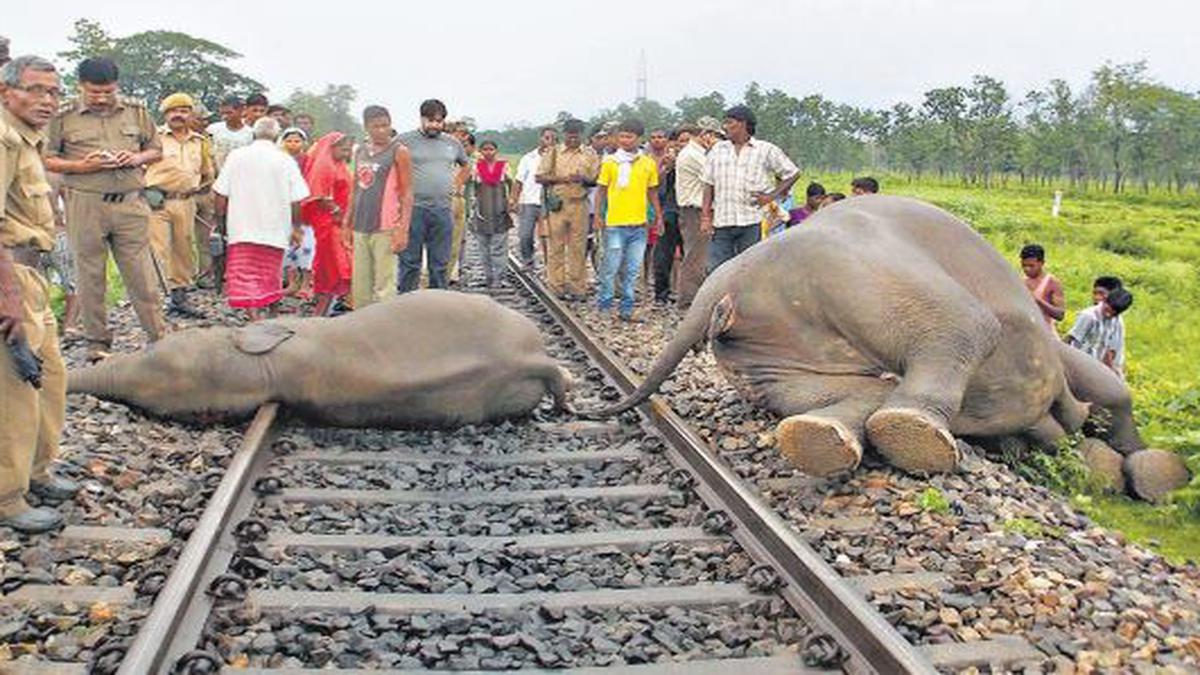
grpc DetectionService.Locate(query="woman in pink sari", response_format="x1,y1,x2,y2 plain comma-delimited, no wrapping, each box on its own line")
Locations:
302,132,354,316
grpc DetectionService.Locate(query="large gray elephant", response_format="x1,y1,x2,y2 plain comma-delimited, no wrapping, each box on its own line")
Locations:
69,290,572,428
592,195,1186,500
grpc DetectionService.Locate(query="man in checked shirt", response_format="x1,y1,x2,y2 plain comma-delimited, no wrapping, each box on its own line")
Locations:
700,105,801,273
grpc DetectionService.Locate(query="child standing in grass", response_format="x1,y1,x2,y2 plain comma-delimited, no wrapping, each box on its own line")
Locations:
1066,283,1132,378
1019,243,1065,333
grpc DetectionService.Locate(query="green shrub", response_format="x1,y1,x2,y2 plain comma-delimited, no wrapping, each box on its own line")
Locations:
1096,224,1157,257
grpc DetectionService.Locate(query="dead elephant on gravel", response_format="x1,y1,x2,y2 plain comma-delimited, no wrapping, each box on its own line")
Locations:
69,290,573,428
587,195,1188,502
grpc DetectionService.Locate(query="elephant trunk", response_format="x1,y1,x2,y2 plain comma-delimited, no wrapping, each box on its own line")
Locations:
68,359,121,398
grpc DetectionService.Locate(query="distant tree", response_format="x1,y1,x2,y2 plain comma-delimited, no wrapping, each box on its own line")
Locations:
58,19,265,115
674,91,727,123
964,75,1018,186
1088,61,1150,193
588,98,678,134
284,84,362,138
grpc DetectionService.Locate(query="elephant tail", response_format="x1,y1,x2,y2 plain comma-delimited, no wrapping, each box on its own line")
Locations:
580,287,727,419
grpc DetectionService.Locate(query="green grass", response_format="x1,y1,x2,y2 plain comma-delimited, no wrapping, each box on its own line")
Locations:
1074,495,1200,564
805,173,1200,561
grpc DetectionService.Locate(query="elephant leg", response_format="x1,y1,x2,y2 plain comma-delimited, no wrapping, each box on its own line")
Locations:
865,306,1000,475
1026,413,1066,449
1056,341,1144,454
1049,368,1091,433
769,376,895,477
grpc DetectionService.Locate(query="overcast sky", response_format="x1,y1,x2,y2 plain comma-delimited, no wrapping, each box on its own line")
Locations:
6,0,1199,129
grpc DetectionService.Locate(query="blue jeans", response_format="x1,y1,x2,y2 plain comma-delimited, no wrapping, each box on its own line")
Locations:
516,204,542,267
707,223,761,274
597,226,647,316
398,205,452,292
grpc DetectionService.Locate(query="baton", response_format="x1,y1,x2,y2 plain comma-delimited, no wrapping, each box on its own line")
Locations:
147,247,171,299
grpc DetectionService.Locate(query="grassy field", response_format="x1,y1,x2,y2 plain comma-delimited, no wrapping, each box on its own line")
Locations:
52,173,1200,560
810,173,1200,561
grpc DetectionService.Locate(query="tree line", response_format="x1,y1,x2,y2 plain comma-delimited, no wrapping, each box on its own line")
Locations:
479,62,1200,194
55,19,363,137
51,20,1198,193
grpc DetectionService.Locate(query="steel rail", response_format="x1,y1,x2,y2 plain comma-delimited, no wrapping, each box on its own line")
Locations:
507,257,934,675
112,259,931,674
117,403,281,675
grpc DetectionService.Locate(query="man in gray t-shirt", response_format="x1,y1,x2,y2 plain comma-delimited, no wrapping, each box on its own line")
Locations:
395,98,468,292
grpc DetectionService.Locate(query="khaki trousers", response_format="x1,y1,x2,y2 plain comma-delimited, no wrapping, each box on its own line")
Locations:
0,265,65,516
66,190,165,345
677,207,710,308
194,192,216,275
352,230,397,309
545,199,589,296
148,197,197,289
448,195,467,281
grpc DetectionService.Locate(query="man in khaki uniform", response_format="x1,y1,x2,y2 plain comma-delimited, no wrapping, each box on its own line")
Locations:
145,92,212,316
536,118,599,298
1,55,78,533
44,57,164,362
189,103,218,286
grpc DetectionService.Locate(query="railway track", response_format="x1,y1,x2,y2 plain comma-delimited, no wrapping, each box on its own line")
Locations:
1,251,1049,674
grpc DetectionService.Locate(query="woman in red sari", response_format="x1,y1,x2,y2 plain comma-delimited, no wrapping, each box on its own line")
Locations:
302,132,354,316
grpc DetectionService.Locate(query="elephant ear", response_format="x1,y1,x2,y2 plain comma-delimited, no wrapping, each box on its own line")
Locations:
233,322,296,355
707,294,738,341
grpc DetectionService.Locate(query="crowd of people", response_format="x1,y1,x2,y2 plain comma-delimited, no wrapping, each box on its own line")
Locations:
0,38,1134,534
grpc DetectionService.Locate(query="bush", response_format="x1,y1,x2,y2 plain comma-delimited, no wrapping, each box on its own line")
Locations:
1096,225,1157,257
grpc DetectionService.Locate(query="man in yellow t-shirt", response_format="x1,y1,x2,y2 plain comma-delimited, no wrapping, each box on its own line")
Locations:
595,119,663,322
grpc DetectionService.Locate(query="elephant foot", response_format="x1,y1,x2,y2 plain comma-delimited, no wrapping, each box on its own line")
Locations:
1124,449,1190,503
776,415,862,477
866,408,961,474
1078,438,1126,494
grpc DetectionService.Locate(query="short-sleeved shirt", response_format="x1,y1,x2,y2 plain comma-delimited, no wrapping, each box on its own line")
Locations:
206,121,253,170
674,139,707,209
46,98,160,194
701,137,798,228
352,137,403,234
597,154,658,227
144,128,206,193
1067,304,1125,375
398,130,468,210
515,149,545,206
536,144,600,201
0,107,55,251
213,140,309,249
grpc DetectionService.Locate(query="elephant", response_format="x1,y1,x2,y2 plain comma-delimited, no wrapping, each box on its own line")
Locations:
69,290,572,428
590,195,1187,501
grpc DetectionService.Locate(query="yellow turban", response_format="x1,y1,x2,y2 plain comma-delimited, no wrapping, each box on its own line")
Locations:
159,92,195,113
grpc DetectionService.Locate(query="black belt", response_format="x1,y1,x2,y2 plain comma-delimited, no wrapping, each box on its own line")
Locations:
100,190,141,203
8,244,45,268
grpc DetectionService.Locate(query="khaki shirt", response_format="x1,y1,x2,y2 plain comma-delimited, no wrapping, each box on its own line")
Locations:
144,127,207,193
46,97,160,194
0,107,55,251
537,144,599,201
